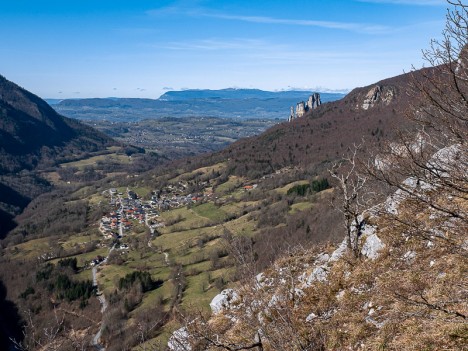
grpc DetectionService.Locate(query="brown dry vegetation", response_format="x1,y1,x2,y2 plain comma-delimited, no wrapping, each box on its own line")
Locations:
171,2,468,350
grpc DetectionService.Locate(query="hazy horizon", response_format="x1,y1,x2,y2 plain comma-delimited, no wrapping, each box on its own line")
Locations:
43,86,350,101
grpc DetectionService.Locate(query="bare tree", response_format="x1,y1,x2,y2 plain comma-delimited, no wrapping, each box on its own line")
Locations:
416,0,468,144
365,0,468,327
12,308,98,351
221,228,258,280
133,305,167,351
329,145,371,258
13,309,65,351
368,0,468,255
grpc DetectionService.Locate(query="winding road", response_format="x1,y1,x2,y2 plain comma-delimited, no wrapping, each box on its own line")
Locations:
91,244,116,350
91,192,158,349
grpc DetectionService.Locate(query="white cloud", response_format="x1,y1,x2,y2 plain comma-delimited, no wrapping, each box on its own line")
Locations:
201,13,390,34
357,0,446,5
147,7,390,34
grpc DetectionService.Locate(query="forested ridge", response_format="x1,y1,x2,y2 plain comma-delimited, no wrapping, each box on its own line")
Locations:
0,75,115,237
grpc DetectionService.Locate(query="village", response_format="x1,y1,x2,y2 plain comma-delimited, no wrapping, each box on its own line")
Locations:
98,183,211,241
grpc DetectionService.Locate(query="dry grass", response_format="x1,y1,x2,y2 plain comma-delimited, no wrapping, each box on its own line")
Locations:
187,190,467,351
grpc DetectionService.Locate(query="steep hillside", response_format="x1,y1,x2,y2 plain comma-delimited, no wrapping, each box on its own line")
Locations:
166,56,468,351
178,178,467,350
173,140,467,350
0,75,114,172
0,66,455,350
0,75,115,237
214,70,416,179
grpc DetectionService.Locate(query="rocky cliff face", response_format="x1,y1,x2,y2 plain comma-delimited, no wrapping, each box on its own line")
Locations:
296,101,306,117
288,106,295,122
289,93,322,121
307,92,321,110
361,85,395,110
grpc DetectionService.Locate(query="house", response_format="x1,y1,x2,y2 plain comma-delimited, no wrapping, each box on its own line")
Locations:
243,184,258,190
92,255,105,266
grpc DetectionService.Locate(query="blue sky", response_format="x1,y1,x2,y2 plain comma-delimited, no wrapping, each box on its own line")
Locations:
0,0,451,98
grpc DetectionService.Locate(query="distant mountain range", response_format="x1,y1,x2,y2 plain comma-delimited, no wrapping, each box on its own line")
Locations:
47,89,346,121
157,88,348,101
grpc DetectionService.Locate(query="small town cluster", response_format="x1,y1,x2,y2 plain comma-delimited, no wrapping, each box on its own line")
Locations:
99,184,210,240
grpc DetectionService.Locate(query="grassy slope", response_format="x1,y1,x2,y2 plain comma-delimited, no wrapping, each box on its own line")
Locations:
2,158,326,347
